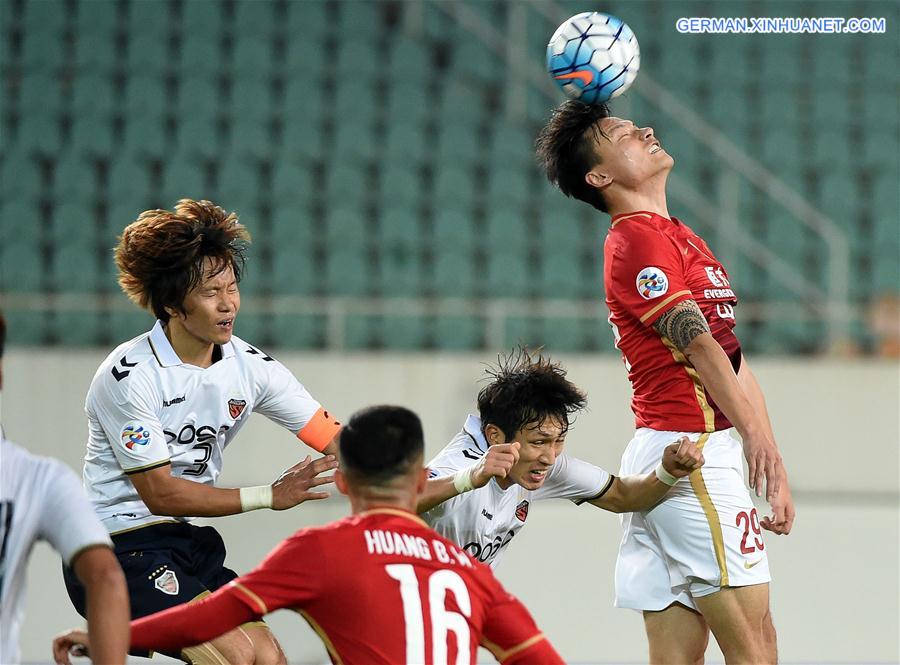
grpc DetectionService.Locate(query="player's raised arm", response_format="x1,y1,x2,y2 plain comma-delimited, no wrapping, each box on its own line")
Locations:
588,437,704,512
417,442,520,514
652,299,786,500
128,455,337,517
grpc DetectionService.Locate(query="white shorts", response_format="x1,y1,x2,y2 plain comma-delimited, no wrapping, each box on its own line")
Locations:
614,428,771,612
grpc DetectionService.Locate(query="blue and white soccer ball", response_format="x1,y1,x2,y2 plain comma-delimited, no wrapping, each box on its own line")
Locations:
547,12,640,104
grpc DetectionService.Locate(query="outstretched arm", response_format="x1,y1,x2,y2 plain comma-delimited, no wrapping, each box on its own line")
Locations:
588,437,704,512
417,443,520,514
653,299,785,500
71,546,130,665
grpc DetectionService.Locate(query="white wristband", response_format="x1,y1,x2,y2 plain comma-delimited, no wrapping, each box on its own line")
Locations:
452,467,475,494
239,485,273,512
655,463,679,487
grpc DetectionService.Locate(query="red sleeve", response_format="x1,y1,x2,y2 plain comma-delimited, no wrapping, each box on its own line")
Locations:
608,225,693,326
228,529,324,613
479,579,564,664
129,587,257,653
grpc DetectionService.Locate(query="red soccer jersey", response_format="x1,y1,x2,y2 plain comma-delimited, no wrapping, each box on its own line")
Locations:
604,211,741,432
129,508,561,665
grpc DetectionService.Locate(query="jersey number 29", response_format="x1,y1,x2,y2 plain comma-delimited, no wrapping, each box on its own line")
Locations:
386,564,472,665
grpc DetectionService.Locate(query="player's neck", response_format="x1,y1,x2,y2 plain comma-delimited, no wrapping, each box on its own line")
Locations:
347,488,418,515
164,321,216,368
606,180,670,220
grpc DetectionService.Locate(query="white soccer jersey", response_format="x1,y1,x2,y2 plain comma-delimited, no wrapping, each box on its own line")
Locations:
84,321,340,534
1,433,112,665
422,415,615,569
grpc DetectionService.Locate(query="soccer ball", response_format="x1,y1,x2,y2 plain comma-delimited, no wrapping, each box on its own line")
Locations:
547,12,640,104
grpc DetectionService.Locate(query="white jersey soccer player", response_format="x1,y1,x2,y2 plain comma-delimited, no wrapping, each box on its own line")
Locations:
423,415,615,568
83,321,338,534
0,433,112,664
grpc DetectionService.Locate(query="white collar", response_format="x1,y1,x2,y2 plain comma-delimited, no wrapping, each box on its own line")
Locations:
463,414,488,451
148,320,235,368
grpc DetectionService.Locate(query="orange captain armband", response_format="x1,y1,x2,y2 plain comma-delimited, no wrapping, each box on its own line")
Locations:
297,407,342,452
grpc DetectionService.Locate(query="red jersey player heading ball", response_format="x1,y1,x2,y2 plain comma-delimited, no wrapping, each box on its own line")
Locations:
54,405,563,665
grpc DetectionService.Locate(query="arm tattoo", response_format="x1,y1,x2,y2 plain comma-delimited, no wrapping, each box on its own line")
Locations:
652,300,710,351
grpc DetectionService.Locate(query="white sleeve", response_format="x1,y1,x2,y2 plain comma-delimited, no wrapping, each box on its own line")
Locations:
254,358,340,451
39,460,112,565
90,372,170,474
537,455,615,504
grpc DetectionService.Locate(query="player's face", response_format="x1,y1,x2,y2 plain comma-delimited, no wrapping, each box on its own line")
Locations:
174,260,240,346
505,418,567,490
586,116,673,190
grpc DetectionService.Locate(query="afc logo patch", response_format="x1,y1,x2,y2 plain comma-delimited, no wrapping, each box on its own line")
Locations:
152,568,180,596
515,500,530,522
636,267,669,300
228,399,247,419
121,423,151,451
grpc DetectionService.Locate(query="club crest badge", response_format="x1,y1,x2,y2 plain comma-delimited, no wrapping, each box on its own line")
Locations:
636,267,669,300
153,569,179,596
228,398,247,419
515,500,530,522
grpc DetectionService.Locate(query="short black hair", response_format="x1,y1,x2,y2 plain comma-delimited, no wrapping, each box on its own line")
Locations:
535,100,611,212
339,405,424,485
477,347,588,441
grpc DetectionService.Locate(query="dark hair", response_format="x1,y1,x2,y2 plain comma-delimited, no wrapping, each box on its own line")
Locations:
535,100,611,212
340,405,425,485
0,309,5,358
115,199,250,323
477,347,588,440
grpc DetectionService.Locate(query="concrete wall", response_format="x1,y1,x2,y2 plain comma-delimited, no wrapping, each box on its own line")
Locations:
3,349,898,664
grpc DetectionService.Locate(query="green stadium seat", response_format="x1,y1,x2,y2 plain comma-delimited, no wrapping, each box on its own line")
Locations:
282,74,326,126
761,127,801,170
177,75,218,118
75,0,116,41
436,124,481,165
235,0,276,38
503,317,541,351
74,33,116,73
161,158,207,205
174,115,219,159
388,37,429,82
815,172,856,221
709,40,748,85
537,252,583,299
19,73,60,114
383,123,425,164
379,315,430,350
484,210,527,252
216,157,260,213
50,242,101,294
324,165,368,213
109,308,153,343
271,161,315,207
378,165,422,212
387,81,430,128
861,90,897,126
271,240,317,296
0,201,41,248
486,252,528,297
270,313,324,349
438,81,483,126
182,0,224,37
861,130,899,168
281,117,326,160
0,235,43,292
53,152,96,203
433,315,483,350
429,249,477,297
286,1,327,41
488,124,534,165
127,0,169,39
377,241,424,297
23,0,65,34
232,37,273,79
123,75,167,118
337,1,382,38
71,74,116,117
433,166,476,211
49,201,95,241
810,38,854,82
485,168,530,211
325,205,368,249
16,115,62,154
284,38,326,78
343,314,375,350
449,40,501,80
231,78,273,121
20,27,64,73
69,114,115,156
1,148,43,202
333,119,377,161
324,245,371,296
122,116,167,158
108,157,152,208
127,32,169,75
229,116,272,158
534,317,590,354
179,37,220,76
1,310,48,345
431,209,475,247
379,207,419,246
811,128,851,171
336,41,380,77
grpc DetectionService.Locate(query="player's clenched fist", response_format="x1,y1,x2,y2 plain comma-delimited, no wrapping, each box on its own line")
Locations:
469,442,521,488
661,437,705,478
272,454,339,510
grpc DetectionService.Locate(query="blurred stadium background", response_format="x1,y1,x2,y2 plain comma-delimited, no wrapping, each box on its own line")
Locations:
1,0,898,663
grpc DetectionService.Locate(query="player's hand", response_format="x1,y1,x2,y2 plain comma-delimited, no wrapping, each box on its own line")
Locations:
52,629,90,665
661,437,705,478
760,472,795,535
271,454,338,510
742,433,784,500
470,442,520,488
